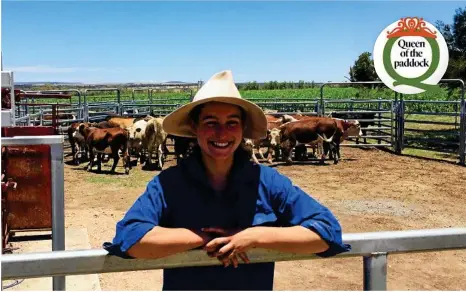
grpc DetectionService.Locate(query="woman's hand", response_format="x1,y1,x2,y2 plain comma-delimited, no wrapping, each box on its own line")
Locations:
202,227,262,268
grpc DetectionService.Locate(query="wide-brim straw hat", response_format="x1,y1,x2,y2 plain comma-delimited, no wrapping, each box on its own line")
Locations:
162,70,268,140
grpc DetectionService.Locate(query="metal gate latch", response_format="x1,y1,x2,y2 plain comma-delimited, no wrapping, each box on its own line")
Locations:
1,174,17,192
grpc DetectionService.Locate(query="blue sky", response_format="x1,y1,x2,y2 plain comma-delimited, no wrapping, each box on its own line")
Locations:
2,1,464,84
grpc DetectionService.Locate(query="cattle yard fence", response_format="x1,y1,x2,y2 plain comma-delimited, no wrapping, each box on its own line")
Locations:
12,80,466,165
1,227,466,291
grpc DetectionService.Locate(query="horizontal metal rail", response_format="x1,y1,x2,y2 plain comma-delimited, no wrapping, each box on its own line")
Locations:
404,100,461,104
342,143,392,147
88,115,111,120
328,110,391,114
247,98,318,101
362,126,391,130
324,99,393,103
1,135,64,146
40,107,82,113
405,138,459,145
404,128,460,134
355,135,392,139
404,112,460,116
404,119,458,126
344,118,392,122
120,103,180,107
403,145,459,154
256,102,318,106
271,112,318,116
87,102,119,105
2,227,465,286
42,118,85,124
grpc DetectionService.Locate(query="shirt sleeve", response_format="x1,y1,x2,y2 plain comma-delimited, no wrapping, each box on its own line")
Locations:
105,176,168,257
264,167,351,258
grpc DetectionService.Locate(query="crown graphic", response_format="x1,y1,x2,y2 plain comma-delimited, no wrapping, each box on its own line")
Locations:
387,17,437,39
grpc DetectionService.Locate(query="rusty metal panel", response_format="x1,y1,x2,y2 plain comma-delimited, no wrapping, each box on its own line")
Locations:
1,126,55,137
3,145,53,230
1,126,55,231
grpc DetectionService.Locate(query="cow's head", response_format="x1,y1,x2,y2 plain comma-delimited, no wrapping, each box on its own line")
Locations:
128,120,147,141
343,120,362,138
78,123,87,135
267,128,281,147
242,138,254,149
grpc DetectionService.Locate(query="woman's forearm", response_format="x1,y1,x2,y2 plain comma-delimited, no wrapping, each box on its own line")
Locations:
127,226,210,259
254,226,330,254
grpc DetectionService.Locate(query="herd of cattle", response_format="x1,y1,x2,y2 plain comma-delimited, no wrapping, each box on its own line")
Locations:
66,110,376,174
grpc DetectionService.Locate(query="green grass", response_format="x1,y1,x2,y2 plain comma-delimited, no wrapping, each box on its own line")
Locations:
401,148,460,162
402,114,462,160
84,168,155,188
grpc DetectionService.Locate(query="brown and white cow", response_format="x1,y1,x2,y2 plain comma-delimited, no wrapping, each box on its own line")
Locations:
105,115,152,130
244,119,286,164
279,117,340,164
67,122,97,165
78,123,131,174
329,118,362,160
279,115,361,162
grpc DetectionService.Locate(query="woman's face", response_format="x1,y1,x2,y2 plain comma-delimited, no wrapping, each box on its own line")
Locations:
192,102,244,162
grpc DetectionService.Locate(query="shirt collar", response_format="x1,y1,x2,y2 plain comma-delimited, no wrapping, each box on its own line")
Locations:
180,146,256,194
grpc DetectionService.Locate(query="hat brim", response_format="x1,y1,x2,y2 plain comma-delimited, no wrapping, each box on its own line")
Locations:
162,96,268,140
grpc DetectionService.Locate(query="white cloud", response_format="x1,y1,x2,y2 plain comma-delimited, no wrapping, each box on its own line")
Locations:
5,65,114,73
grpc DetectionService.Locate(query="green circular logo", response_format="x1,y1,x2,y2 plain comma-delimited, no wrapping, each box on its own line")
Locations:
373,17,449,94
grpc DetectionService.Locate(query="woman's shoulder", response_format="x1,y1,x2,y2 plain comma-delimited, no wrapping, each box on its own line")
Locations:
255,164,293,188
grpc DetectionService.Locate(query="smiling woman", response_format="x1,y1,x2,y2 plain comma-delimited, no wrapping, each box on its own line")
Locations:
104,70,350,291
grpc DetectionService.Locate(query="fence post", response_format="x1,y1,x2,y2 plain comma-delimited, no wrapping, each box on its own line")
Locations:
459,98,465,165
400,97,405,153
363,252,388,291
51,141,66,291
117,89,122,115
319,83,326,117
52,105,58,134
394,96,405,155
84,103,89,122
39,109,43,126
149,89,154,115
378,98,382,145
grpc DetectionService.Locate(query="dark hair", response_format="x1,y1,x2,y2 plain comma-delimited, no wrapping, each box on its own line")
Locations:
189,102,247,124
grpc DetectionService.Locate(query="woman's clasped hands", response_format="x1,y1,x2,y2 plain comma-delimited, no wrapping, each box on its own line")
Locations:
201,227,263,268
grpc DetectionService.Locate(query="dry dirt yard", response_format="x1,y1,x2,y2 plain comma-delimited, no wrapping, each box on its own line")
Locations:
63,147,466,291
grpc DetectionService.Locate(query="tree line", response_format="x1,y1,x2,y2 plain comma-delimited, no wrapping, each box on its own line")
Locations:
237,80,318,90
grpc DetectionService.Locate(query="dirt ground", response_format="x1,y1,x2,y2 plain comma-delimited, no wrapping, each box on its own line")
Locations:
60,146,466,291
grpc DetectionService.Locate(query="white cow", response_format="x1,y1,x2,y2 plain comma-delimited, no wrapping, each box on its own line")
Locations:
128,119,148,164
143,117,167,169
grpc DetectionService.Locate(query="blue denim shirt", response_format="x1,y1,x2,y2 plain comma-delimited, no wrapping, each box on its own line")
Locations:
105,148,350,290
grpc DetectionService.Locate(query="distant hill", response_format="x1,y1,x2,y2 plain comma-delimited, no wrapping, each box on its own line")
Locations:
15,81,83,86
14,81,188,86
163,81,187,84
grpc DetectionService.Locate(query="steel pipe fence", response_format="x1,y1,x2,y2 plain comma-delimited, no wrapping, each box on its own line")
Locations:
1,228,465,291
396,79,465,163
12,81,466,165
322,99,395,148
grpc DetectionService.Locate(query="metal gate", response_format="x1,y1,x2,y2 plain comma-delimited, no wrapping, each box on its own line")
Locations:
396,79,466,164
320,81,397,149
83,88,121,122
322,99,395,149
